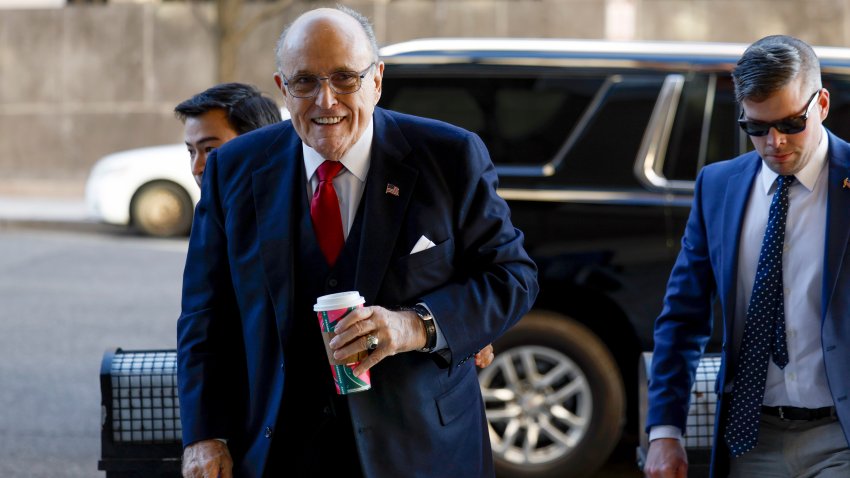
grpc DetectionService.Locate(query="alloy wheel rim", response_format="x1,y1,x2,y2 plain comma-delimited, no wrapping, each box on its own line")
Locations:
478,345,592,466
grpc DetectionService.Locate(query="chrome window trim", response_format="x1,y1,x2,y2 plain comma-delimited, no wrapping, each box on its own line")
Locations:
634,74,693,192
497,188,692,207
696,74,717,172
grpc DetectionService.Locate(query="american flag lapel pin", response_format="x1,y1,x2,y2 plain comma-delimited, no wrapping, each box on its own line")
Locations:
386,183,400,196
843,177,850,189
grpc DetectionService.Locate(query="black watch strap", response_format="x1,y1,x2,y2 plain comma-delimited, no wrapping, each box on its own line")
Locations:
404,304,437,352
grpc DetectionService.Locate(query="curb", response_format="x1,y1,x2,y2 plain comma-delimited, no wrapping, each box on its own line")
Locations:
0,217,131,236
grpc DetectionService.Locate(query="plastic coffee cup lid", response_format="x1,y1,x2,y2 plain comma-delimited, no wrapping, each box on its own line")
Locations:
314,291,365,311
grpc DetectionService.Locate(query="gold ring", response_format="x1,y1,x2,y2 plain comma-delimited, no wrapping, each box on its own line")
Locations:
366,334,379,351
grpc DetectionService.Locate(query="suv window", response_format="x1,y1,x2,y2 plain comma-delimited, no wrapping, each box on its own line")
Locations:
381,68,603,169
559,75,663,187
383,61,850,192
382,66,664,188
662,74,741,182
823,74,850,140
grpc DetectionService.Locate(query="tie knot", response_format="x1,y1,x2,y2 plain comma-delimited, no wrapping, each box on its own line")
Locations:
317,160,344,182
777,175,795,188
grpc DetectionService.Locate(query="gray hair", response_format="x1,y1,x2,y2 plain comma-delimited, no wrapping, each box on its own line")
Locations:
274,5,380,73
732,35,821,103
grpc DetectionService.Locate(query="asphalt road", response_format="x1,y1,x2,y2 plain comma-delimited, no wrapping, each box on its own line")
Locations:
0,226,640,478
0,227,184,477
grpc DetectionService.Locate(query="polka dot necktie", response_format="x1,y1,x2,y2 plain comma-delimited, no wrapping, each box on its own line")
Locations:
724,175,794,458
311,160,345,267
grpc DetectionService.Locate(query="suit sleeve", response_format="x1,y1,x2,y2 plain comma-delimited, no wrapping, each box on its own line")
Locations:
176,150,245,447
420,132,539,369
646,169,716,433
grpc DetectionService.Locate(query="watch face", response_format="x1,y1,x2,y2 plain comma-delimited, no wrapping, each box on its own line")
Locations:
412,304,432,320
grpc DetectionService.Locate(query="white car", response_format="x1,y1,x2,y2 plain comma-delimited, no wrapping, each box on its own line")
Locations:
85,109,289,237
85,144,200,237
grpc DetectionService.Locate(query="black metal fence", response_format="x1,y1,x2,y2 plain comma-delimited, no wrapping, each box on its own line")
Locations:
637,352,720,477
99,348,721,477
98,348,182,478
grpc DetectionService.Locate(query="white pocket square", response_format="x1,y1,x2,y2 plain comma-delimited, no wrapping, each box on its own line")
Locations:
410,235,436,254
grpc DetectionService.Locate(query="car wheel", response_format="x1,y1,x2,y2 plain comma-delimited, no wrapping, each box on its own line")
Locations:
130,181,193,237
479,311,625,478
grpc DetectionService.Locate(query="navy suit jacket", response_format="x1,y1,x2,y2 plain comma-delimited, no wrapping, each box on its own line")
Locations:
647,130,850,477
177,107,538,477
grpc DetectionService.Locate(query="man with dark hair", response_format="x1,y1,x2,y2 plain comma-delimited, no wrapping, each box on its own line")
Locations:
177,5,535,478
645,35,850,477
175,82,281,187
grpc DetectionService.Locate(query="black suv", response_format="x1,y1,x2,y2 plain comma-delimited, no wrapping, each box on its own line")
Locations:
377,39,850,478
97,39,850,478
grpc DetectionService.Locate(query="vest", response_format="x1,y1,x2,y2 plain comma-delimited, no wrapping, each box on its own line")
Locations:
267,166,365,476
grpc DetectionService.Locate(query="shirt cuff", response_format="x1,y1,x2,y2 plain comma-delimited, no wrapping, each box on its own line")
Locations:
649,425,683,442
416,302,446,352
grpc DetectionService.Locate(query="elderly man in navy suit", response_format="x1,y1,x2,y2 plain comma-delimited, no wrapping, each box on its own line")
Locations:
645,35,850,478
176,5,537,478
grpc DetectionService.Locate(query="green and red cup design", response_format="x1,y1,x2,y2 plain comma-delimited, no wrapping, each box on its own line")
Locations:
314,292,371,395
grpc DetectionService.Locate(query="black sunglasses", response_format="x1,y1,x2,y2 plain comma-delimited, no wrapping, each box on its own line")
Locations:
738,90,821,137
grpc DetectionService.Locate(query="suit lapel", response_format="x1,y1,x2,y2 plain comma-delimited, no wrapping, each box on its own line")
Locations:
720,157,760,342
822,132,850,320
354,109,417,304
253,127,302,333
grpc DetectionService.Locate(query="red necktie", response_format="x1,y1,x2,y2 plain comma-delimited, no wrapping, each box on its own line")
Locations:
311,160,345,267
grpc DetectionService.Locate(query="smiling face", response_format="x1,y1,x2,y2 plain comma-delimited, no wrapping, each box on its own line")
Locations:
273,9,383,162
741,77,829,176
183,109,239,187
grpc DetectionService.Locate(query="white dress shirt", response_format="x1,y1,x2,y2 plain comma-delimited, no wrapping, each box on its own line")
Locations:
736,126,831,408
650,126,832,443
303,120,373,239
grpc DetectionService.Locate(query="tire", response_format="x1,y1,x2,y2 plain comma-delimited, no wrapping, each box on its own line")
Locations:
130,181,193,238
478,311,626,478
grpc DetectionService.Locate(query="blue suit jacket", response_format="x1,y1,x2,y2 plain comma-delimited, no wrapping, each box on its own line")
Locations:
647,130,850,477
176,107,538,477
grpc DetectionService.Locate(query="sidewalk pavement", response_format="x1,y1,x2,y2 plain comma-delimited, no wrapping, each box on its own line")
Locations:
0,196,87,222
0,195,110,233
0,180,118,233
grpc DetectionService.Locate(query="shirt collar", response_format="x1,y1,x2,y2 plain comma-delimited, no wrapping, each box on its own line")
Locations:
759,125,829,194
303,118,373,183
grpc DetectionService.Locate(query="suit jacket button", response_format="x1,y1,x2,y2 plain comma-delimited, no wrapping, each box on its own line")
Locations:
264,426,273,438
328,278,338,288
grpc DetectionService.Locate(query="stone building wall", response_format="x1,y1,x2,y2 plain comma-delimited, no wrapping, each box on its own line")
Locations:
1,0,848,181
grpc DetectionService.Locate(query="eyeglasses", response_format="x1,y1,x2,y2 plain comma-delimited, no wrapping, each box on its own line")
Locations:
737,89,821,137
280,63,376,99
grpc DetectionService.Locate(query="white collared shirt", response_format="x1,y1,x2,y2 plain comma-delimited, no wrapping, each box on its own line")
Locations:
736,126,832,408
302,119,373,239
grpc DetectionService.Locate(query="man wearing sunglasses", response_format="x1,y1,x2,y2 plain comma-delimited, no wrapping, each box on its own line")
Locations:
176,5,537,478
645,35,850,478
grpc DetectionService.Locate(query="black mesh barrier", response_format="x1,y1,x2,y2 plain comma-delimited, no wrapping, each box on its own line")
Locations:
638,352,718,477
99,348,182,478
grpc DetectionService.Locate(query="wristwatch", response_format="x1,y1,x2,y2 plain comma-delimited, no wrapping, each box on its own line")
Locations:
405,303,437,352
